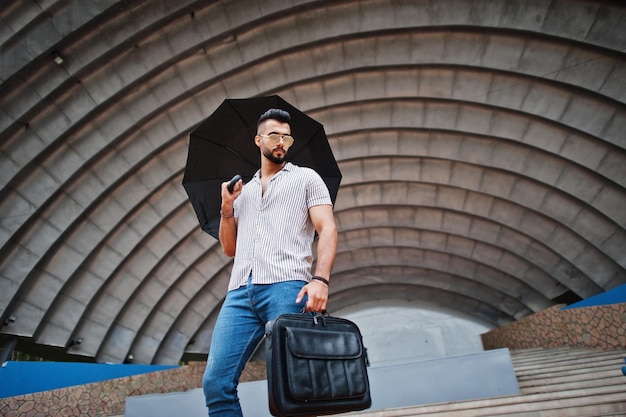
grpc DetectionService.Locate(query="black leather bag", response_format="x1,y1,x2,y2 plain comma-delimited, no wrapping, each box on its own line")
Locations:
265,312,371,417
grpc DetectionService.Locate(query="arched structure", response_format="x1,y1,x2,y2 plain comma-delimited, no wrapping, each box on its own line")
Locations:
1,0,624,364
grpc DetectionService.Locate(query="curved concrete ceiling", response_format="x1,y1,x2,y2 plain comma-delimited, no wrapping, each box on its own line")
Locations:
1,0,624,364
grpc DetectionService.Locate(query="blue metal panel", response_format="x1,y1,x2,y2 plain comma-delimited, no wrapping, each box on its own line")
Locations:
0,361,177,398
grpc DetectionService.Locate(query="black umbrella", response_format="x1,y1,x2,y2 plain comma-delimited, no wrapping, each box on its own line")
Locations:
182,95,342,239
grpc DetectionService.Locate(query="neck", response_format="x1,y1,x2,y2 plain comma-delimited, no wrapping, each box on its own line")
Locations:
260,161,285,179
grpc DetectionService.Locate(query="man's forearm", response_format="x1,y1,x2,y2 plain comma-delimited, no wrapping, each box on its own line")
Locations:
219,205,237,257
314,224,337,280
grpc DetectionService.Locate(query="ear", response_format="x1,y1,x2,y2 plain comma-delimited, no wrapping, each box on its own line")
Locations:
254,134,261,148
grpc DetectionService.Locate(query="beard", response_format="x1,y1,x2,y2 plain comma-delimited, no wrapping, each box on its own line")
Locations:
262,146,287,164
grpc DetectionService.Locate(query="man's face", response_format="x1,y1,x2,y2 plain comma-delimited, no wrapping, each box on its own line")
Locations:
256,119,292,164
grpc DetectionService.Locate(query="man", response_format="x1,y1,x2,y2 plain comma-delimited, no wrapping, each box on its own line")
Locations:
202,108,338,416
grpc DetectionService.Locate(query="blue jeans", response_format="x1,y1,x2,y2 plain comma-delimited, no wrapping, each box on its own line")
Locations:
202,278,307,416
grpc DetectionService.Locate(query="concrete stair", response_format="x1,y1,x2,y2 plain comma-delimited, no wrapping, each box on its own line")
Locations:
349,347,626,417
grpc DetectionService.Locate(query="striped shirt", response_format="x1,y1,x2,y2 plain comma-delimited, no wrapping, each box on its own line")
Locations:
228,162,332,291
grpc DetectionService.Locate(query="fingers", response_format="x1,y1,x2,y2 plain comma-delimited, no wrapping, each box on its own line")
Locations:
301,281,328,312
295,287,306,304
221,182,231,199
221,180,242,203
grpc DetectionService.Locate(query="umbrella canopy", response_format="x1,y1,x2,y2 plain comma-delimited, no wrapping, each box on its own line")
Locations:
182,95,342,239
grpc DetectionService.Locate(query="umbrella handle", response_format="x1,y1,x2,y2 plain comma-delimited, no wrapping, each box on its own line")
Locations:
227,174,243,193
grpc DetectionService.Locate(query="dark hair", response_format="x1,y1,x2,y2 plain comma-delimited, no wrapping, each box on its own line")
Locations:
257,108,291,129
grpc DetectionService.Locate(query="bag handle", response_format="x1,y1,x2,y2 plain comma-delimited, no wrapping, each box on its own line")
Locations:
299,308,329,325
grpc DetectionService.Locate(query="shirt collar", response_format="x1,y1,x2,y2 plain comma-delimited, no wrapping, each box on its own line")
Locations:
253,162,293,180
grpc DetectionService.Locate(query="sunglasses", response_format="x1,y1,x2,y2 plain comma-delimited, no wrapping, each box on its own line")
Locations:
259,133,295,147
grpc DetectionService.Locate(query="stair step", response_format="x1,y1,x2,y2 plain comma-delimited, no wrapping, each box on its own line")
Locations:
511,350,625,368
509,346,581,357
348,347,626,417
350,388,625,417
517,363,620,379
510,346,615,355
513,350,623,368
512,350,626,365
517,368,619,386
519,374,625,394
515,363,620,381
512,347,623,359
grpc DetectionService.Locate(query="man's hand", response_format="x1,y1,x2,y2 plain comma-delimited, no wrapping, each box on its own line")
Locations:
296,279,329,312
221,177,242,208
218,178,242,256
